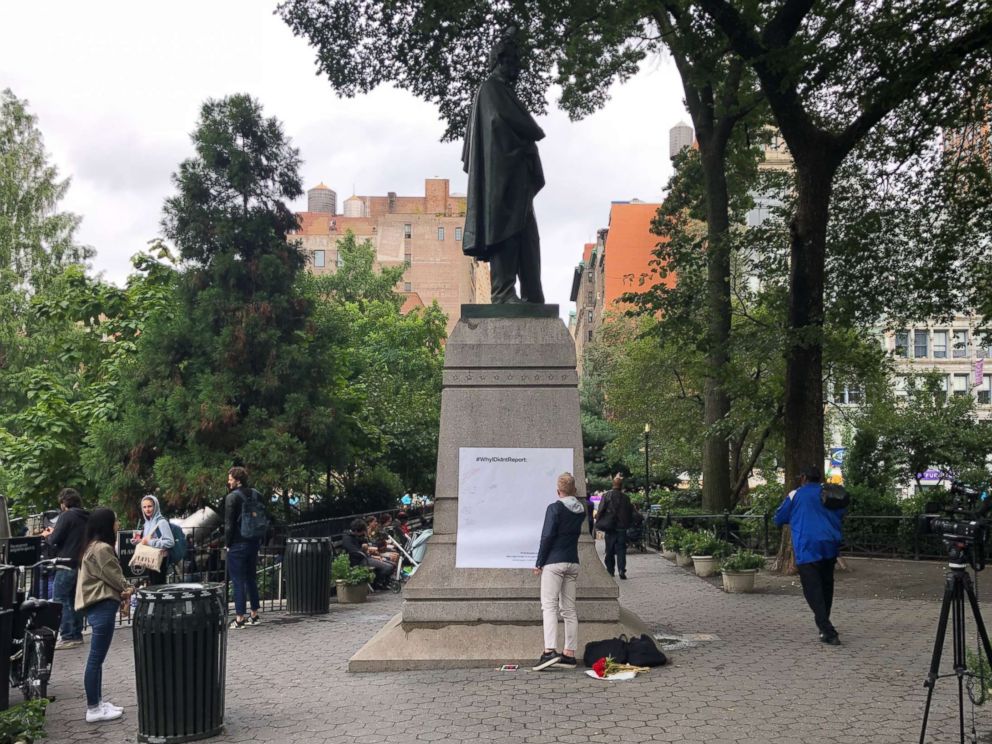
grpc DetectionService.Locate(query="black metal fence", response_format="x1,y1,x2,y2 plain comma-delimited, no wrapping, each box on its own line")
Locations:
645,511,949,561
0,502,435,627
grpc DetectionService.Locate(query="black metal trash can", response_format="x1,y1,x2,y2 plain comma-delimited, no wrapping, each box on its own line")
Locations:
284,537,332,614
133,583,227,743
0,608,12,711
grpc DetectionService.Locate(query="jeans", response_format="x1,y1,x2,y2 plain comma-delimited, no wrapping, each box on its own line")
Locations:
53,569,83,641
540,562,580,652
228,541,260,617
604,530,628,576
84,598,119,707
797,557,837,636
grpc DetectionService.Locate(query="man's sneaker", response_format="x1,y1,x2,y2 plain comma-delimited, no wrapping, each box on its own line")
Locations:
229,618,247,630
554,655,577,668
619,573,627,580
103,701,124,715
532,651,561,671
820,632,841,646
247,614,260,626
86,702,123,723
55,637,83,650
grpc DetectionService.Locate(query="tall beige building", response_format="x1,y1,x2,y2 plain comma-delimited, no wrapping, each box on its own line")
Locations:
290,178,489,333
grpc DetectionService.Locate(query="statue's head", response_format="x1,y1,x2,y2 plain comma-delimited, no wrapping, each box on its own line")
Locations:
488,25,521,82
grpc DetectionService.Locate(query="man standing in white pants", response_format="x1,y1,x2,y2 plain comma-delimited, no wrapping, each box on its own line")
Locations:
532,472,586,670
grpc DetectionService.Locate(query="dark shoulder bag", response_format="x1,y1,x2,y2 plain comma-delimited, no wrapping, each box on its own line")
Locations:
820,483,850,510
583,635,628,666
626,633,667,667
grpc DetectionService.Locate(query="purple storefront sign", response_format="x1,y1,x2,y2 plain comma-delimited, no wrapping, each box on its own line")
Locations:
917,468,948,481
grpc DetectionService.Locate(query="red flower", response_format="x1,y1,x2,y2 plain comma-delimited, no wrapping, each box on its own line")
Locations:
592,657,608,677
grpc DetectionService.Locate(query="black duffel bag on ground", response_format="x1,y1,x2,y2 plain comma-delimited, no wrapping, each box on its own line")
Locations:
583,635,628,667
626,633,667,667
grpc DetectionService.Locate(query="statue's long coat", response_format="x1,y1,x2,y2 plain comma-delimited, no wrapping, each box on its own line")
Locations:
461,75,545,260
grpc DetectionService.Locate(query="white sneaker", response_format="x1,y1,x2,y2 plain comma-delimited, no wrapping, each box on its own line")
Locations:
103,701,124,715
86,702,123,723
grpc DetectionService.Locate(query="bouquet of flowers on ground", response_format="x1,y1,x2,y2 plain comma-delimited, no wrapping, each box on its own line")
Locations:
588,656,650,680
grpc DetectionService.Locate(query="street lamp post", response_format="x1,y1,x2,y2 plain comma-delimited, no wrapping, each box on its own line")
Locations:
644,423,651,495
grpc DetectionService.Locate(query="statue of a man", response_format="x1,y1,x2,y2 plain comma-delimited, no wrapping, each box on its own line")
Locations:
461,26,546,304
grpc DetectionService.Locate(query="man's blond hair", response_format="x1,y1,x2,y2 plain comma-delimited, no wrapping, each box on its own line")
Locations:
557,472,577,496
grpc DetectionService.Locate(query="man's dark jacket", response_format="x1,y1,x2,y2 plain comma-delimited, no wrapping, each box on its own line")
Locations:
46,507,89,568
341,533,370,567
535,498,586,568
225,487,263,547
461,74,545,260
596,489,634,532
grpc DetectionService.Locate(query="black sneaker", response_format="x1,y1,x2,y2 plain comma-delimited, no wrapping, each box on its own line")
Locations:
619,573,627,580
819,632,841,646
247,614,260,626
229,618,246,630
532,652,561,671
554,655,577,668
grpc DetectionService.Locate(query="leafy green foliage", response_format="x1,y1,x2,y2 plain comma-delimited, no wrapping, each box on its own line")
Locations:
0,698,48,743
332,553,374,586
721,549,765,572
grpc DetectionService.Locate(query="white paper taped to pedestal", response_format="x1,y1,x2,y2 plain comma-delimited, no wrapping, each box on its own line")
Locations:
456,447,574,569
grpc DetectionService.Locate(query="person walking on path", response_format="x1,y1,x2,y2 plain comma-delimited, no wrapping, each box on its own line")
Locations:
225,466,261,629
42,487,89,650
533,472,586,671
596,475,634,579
131,495,174,586
75,508,128,723
774,466,846,645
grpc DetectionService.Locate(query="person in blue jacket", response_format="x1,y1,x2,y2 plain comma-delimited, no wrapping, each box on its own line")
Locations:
774,467,845,645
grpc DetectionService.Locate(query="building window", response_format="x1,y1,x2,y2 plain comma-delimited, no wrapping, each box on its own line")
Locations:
933,330,948,359
587,309,593,323
953,373,969,397
914,329,928,358
437,227,445,241
586,291,593,304
953,329,969,358
894,375,908,399
587,270,593,282
404,223,412,239
979,375,992,406
454,227,462,241
314,250,325,268
404,249,412,266
336,252,344,268
587,330,593,342
936,375,949,402
895,331,909,357
403,282,412,292
833,383,863,406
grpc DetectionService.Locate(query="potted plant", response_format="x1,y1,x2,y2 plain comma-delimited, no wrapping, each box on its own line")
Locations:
689,531,730,578
720,550,765,593
660,524,687,561
332,554,374,604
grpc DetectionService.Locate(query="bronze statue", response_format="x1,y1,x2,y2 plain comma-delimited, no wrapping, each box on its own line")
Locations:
461,26,546,304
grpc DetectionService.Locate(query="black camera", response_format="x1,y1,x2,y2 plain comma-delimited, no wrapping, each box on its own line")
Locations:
919,480,992,570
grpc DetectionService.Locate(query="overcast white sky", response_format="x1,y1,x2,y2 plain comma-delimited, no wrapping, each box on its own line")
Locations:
1,1,687,313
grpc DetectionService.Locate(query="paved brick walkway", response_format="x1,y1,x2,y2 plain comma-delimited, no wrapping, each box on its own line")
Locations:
44,551,992,743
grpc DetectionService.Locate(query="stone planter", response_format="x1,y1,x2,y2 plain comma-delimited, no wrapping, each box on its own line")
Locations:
675,552,694,568
336,580,369,604
721,569,758,593
691,555,720,578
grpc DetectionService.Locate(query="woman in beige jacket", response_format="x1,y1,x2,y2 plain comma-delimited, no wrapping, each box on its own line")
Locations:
75,507,128,723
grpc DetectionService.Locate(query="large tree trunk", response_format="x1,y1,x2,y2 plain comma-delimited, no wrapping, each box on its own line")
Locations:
700,146,733,513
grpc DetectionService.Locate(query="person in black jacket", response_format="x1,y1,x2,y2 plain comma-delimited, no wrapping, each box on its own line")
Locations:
532,472,587,671
596,475,634,579
225,467,260,630
42,488,89,649
340,519,393,588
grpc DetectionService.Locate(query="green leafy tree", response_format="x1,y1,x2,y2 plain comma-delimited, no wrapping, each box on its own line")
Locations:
0,89,90,288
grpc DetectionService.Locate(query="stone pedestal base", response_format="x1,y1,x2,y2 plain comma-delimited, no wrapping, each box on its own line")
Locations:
349,609,651,672
349,305,647,671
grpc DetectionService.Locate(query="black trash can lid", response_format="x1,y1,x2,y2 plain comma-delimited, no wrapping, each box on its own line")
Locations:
286,537,332,544
136,583,224,601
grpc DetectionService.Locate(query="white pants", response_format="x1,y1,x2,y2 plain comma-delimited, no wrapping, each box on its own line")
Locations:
540,562,579,652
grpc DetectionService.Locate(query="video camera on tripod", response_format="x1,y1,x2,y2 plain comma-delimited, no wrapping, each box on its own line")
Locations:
919,480,991,570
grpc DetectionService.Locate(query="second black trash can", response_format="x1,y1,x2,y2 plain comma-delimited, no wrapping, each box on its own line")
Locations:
134,583,227,744
284,537,332,614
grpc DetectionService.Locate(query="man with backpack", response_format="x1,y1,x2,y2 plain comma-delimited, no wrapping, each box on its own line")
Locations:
596,474,634,579
774,466,846,646
225,466,268,629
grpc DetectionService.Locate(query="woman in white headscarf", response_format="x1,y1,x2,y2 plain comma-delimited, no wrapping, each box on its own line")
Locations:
131,495,175,585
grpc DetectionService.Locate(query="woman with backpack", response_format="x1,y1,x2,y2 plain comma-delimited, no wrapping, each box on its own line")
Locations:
76,507,128,723
131,495,175,586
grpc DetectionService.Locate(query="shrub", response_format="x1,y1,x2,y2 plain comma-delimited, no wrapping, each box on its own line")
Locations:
662,524,691,553
0,698,48,744
332,554,374,586
687,530,732,558
721,550,765,572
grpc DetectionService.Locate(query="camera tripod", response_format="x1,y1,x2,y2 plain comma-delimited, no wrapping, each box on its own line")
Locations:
919,563,992,744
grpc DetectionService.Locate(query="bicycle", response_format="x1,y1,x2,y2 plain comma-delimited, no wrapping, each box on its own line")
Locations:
6,557,72,701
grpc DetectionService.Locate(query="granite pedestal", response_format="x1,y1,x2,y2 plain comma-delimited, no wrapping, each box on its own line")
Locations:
349,305,647,671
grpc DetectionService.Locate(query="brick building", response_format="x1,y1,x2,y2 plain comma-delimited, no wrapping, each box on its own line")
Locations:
290,178,490,333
